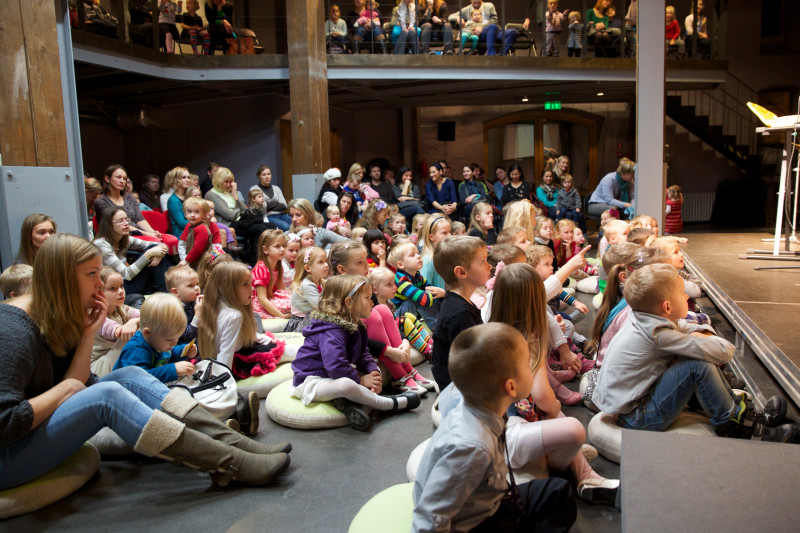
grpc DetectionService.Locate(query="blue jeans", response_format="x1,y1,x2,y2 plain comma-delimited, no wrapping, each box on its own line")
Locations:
419,23,453,52
267,213,292,231
480,24,518,55
124,248,170,295
616,358,737,431
556,208,587,232
393,27,420,54
0,367,169,490
356,25,384,41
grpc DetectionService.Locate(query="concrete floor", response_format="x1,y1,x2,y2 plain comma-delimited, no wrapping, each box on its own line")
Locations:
5,286,621,532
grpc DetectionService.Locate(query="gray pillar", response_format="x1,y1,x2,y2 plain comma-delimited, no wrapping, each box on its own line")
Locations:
635,0,666,227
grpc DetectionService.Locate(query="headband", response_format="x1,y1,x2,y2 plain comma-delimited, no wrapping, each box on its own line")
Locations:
286,233,301,243
429,215,445,231
296,227,316,238
347,279,367,299
304,248,313,264
375,200,387,211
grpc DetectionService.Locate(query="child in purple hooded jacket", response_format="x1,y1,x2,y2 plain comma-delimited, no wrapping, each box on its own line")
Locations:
290,275,420,431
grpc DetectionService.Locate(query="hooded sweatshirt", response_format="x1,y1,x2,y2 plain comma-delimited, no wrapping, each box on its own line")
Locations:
291,311,379,386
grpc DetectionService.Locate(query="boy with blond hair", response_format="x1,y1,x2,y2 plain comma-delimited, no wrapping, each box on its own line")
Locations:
0,264,33,299
389,242,444,328
413,323,576,532
114,293,198,383
165,265,203,344
594,264,798,441
430,236,491,389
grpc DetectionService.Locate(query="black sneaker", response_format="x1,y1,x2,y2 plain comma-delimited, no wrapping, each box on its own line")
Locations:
332,398,374,432
752,395,788,428
757,423,800,443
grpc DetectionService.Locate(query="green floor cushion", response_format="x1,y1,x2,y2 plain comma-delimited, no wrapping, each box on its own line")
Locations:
349,483,414,533
0,443,100,519
262,318,289,333
88,427,134,456
265,381,349,429
237,362,294,399
588,410,715,464
273,331,304,364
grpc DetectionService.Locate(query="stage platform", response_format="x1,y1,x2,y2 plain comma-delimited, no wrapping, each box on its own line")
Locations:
683,231,800,409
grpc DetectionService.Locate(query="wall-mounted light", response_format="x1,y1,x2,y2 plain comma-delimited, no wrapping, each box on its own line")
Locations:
522,95,529,102
597,92,605,96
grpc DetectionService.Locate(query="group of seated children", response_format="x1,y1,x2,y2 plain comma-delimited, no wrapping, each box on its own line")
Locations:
4,181,798,522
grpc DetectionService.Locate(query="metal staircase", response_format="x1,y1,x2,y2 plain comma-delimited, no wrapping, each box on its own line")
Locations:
666,73,780,178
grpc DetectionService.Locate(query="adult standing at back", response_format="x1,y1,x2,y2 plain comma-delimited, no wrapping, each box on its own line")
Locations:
588,157,636,218
94,164,178,253
250,165,291,231
459,0,518,56
419,0,454,55
166,169,192,237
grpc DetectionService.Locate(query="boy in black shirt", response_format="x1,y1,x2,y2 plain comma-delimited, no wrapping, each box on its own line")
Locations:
431,236,492,389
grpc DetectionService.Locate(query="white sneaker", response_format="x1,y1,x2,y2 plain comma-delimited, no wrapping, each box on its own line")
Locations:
392,374,427,395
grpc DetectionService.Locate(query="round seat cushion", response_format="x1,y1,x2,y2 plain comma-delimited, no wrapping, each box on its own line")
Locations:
265,380,349,429
236,362,294,399
349,483,414,533
406,438,431,483
88,427,134,456
0,443,100,519
262,318,290,333
431,396,441,428
588,411,715,464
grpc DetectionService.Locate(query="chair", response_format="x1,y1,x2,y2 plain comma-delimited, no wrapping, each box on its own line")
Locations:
142,210,169,234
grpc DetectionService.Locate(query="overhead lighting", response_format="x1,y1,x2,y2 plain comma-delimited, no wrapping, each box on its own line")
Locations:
597,92,605,96
522,95,529,102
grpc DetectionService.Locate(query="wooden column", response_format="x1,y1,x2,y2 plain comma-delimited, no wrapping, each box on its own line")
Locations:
286,0,330,175
0,0,69,167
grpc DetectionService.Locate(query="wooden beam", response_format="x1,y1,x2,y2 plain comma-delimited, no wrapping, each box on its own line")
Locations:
285,0,330,175
0,0,68,167
0,0,36,166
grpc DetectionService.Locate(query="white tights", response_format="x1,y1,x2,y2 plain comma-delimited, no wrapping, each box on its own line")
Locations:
312,377,407,411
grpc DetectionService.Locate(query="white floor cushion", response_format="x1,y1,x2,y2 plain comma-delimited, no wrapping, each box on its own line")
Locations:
588,410,715,464
261,318,289,333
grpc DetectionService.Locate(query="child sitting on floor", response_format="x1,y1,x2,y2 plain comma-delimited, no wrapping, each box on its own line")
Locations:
476,244,526,318
364,228,388,270
286,246,328,333
497,225,533,250
467,201,496,244
593,263,799,441
0,264,32,299
282,233,301,288
389,242,444,330
413,322,577,532
251,229,292,320
431,236,492,390
290,275,421,431
179,196,222,269
114,293,196,383
369,266,433,357
165,265,202,345
93,266,140,376
418,214,452,290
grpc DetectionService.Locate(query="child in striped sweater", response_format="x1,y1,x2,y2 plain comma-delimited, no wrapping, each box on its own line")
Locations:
389,242,444,330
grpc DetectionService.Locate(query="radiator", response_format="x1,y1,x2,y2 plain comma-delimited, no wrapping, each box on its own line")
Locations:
682,192,716,222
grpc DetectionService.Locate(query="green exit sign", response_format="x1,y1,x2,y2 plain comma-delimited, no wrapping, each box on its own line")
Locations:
544,101,561,110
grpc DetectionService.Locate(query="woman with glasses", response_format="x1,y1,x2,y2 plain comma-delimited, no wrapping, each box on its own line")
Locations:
93,206,169,299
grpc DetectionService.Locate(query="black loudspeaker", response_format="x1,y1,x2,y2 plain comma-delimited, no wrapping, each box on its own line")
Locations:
437,121,455,142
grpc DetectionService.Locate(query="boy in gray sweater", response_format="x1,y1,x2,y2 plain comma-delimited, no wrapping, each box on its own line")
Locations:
593,263,798,441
